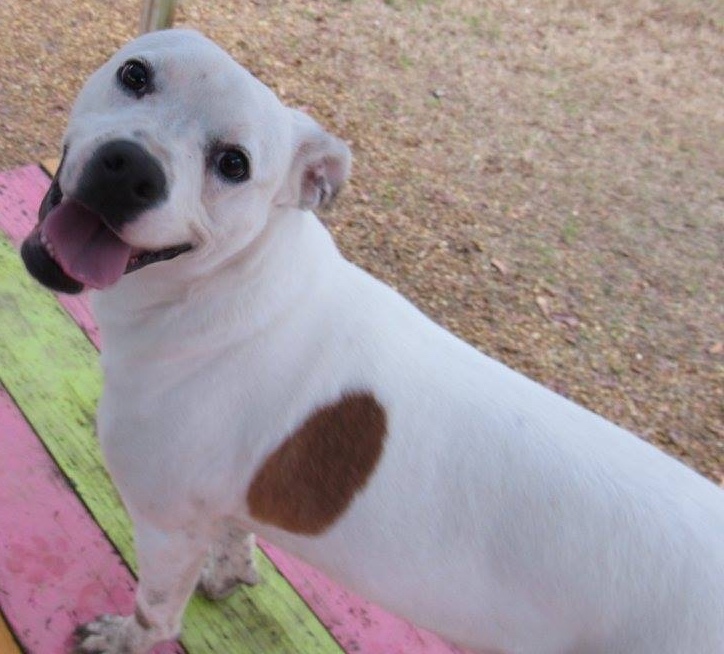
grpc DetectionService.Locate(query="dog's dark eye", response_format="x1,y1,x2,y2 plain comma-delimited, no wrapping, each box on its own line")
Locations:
118,60,151,95
216,149,250,182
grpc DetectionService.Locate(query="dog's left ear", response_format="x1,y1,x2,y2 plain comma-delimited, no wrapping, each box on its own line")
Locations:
277,109,351,211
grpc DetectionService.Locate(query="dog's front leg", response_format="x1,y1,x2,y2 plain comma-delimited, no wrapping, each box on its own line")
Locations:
75,520,208,654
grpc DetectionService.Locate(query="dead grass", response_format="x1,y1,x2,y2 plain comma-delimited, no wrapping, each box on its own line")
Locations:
0,0,722,480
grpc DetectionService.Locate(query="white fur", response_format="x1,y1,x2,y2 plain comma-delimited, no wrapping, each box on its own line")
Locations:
62,30,724,654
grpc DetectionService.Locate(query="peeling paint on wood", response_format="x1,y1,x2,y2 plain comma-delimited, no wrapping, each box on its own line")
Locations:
0,385,181,654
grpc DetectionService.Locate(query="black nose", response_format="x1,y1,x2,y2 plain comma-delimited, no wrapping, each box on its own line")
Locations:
75,139,167,229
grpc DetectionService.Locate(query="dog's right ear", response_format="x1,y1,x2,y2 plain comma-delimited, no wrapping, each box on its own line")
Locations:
276,109,351,211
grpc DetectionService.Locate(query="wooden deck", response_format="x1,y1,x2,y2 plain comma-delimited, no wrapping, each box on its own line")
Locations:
0,164,466,653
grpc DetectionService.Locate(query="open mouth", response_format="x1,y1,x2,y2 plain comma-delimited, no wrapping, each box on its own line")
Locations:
38,192,192,290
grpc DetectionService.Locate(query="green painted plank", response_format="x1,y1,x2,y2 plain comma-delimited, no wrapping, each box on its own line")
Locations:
0,233,342,653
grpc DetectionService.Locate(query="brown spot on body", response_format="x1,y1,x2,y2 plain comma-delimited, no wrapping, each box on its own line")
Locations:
248,392,387,535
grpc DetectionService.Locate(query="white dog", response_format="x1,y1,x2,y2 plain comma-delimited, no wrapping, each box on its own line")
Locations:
22,29,724,654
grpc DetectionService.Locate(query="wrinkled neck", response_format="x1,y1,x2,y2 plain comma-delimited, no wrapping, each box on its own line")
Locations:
92,208,340,362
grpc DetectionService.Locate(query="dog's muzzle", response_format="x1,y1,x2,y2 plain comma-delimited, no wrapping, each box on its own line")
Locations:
21,141,192,293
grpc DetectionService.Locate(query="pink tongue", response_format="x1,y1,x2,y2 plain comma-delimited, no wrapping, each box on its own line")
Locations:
42,200,132,289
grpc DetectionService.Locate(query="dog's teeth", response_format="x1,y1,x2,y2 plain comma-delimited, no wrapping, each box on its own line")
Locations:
40,232,56,256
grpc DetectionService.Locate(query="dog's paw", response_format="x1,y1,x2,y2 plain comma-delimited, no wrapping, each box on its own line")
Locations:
73,614,149,654
196,528,260,601
196,552,260,601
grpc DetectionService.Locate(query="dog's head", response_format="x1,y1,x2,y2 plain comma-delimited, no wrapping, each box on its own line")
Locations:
22,29,351,293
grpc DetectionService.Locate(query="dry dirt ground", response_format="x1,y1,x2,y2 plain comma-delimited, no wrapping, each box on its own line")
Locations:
1,0,722,481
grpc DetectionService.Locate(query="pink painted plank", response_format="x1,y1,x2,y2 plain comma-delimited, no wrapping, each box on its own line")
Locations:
0,165,100,347
0,165,466,653
0,386,182,654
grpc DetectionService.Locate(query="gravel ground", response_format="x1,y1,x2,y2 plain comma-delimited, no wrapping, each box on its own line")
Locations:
1,0,722,481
